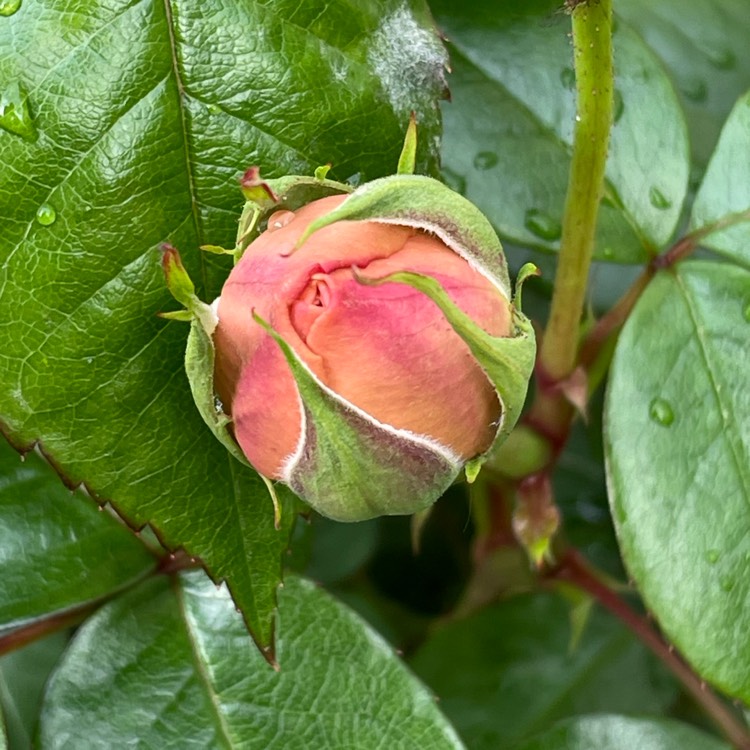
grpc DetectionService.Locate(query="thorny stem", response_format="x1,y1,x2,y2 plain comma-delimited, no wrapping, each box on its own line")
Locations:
549,550,750,750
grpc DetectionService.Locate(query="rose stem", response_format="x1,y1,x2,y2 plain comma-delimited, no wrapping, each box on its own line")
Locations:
548,549,750,750
527,0,614,443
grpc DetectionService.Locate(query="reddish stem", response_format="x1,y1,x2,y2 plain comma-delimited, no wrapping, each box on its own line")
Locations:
549,549,750,749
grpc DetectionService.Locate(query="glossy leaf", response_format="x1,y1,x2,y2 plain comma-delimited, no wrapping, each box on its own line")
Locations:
410,591,677,748
39,573,465,749
432,0,689,261
514,715,728,750
691,90,750,266
605,261,750,701
0,633,68,750
0,438,155,630
616,0,750,169
0,0,446,649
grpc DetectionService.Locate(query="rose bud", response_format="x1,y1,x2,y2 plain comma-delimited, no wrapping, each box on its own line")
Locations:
163,171,536,522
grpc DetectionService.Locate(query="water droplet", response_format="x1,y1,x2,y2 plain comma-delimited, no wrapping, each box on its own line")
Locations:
85,356,93,364
35,203,56,226
441,167,466,195
266,209,295,232
473,151,498,171
345,172,362,187
720,576,734,592
0,81,37,141
524,208,562,241
682,78,708,102
206,103,222,115
706,47,735,70
560,67,576,91
649,186,671,210
649,398,674,427
0,0,21,16
706,549,720,564
743,300,750,322
613,89,624,123
602,247,615,259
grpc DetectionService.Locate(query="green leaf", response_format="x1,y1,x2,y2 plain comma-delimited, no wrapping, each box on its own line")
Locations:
0,438,155,630
39,572,465,749
691,91,750,266
431,0,690,261
410,592,677,749
0,0,446,650
0,633,68,750
605,261,750,701
513,715,729,750
616,0,750,170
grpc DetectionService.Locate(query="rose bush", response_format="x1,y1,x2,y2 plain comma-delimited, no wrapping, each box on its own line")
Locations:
164,171,536,521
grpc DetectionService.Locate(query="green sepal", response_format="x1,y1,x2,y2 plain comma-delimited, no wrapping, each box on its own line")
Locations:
184,317,252,471
356,269,536,462
160,245,252,468
296,174,511,299
235,174,353,259
397,112,418,176
252,313,461,523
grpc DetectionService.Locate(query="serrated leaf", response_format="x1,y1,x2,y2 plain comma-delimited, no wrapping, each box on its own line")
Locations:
0,0,446,650
410,592,677,748
431,0,690,261
616,0,750,169
513,715,729,750
0,438,155,631
691,91,750,266
39,572,465,750
605,261,750,701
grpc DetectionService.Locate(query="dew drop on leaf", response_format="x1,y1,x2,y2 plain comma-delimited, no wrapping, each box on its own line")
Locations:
0,0,21,16
602,247,615,259
648,397,674,427
473,151,498,171
613,89,624,123
705,549,720,564
441,167,466,195
560,67,576,91
706,47,736,70
648,186,671,210
35,203,57,226
524,208,562,241
681,78,708,102
0,81,37,141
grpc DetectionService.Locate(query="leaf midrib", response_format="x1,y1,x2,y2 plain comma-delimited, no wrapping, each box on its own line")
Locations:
675,268,750,502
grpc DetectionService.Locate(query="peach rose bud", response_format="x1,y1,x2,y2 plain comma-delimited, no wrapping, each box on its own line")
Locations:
163,171,536,522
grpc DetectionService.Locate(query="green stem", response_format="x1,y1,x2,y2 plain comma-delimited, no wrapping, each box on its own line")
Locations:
539,0,614,382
